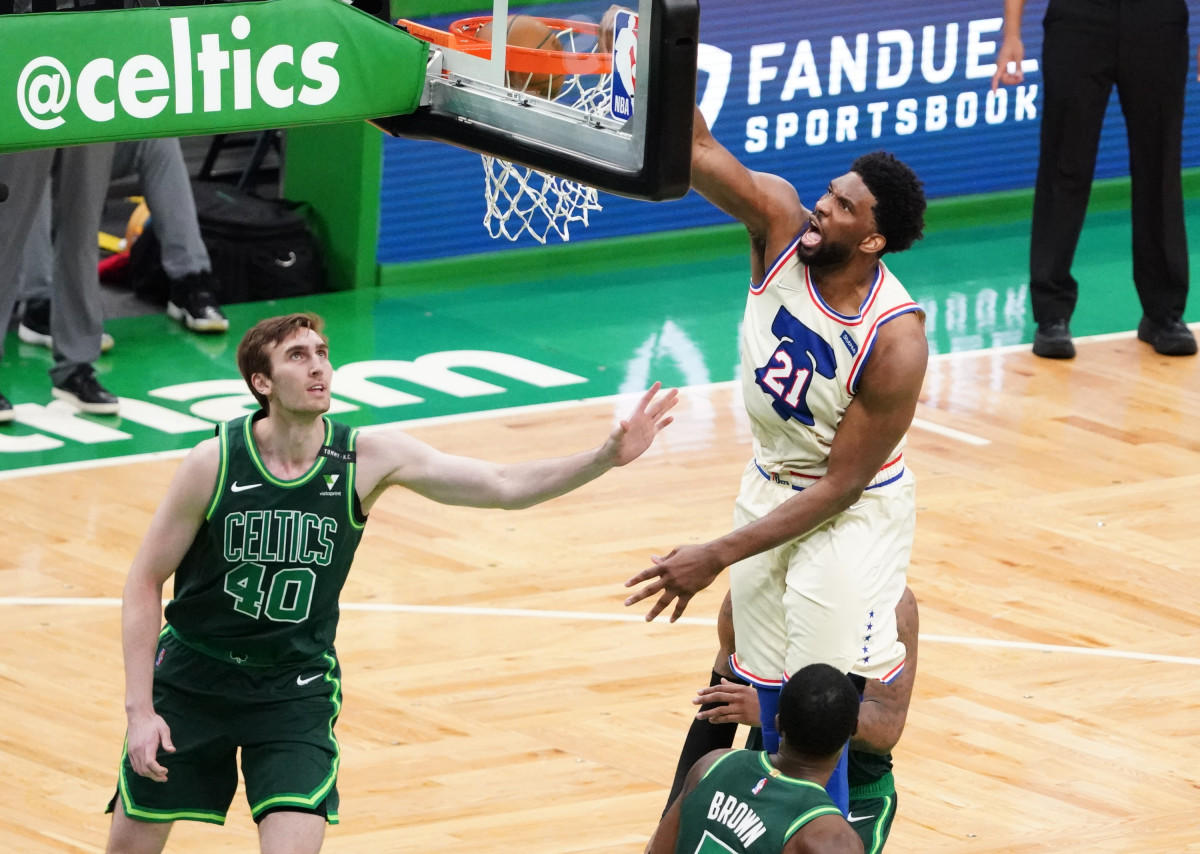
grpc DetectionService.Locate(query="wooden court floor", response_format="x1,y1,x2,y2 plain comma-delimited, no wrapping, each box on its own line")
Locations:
2,333,1199,853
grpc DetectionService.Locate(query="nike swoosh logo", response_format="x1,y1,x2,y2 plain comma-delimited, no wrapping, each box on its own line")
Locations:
231,481,263,493
296,674,322,686
847,813,875,824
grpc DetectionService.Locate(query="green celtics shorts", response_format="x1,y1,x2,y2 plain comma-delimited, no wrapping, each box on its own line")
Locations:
108,630,342,826
848,776,897,854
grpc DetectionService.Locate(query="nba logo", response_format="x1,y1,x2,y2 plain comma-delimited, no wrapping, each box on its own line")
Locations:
609,9,637,121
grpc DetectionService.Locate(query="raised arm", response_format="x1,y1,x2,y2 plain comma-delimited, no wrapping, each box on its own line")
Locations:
627,314,927,621
691,106,809,265
122,439,219,782
852,586,918,754
990,0,1028,91
356,383,676,513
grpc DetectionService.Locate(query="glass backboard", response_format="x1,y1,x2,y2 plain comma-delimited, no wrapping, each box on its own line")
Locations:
372,0,698,201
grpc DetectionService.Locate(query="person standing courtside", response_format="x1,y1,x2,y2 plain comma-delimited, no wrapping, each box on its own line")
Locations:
17,137,229,348
0,145,120,418
645,663,864,854
0,0,146,418
105,313,676,853
624,97,928,815
992,0,1195,358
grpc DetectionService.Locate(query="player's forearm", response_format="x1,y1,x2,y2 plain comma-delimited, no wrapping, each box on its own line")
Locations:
690,108,775,240
122,571,166,716
850,700,905,754
491,445,615,510
707,479,859,568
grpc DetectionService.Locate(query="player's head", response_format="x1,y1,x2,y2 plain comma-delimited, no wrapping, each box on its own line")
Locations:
801,152,925,267
237,313,330,415
850,150,926,256
777,664,859,760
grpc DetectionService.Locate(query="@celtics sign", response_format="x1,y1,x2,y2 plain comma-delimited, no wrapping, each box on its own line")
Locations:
18,15,339,130
0,0,428,152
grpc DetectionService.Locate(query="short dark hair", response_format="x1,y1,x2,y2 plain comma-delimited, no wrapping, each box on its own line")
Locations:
777,663,860,758
851,151,926,255
236,313,327,414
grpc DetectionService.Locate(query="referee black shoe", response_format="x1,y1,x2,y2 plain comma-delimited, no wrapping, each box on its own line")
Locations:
0,389,13,423
1032,320,1075,359
18,298,115,353
1137,316,1197,356
52,365,120,415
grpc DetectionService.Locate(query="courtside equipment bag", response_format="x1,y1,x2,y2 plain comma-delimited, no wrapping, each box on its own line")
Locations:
130,182,325,304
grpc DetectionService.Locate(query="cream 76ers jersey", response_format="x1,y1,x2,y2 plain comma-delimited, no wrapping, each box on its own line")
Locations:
740,232,923,479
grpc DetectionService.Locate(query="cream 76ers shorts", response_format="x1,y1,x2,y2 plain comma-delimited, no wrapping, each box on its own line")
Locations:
728,458,914,686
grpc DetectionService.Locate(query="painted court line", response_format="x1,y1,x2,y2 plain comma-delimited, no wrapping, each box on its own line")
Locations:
3,597,1198,667
1,323,1191,482
909,417,990,446
0,374,994,481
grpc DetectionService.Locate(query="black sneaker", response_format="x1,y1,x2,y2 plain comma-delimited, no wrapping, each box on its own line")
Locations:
1137,316,1197,356
18,297,115,353
167,272,229,333
1032,319,1075,359
0,389,13,424
52,364,120,415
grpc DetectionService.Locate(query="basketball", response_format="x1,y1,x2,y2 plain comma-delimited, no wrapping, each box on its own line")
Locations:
477,15,565,101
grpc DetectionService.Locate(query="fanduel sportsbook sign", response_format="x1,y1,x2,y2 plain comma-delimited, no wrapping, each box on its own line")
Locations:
0,0,427,152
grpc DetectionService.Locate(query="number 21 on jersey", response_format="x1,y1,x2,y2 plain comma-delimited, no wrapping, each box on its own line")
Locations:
754,307,838,424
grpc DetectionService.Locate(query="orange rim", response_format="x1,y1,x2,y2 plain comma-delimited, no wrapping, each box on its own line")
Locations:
398,16,612,76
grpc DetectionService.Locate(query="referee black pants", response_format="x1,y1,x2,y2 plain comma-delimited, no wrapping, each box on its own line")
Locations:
1030,0,1189,325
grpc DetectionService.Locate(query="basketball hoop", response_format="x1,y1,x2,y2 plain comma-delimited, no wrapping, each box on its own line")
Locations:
398,15,618,243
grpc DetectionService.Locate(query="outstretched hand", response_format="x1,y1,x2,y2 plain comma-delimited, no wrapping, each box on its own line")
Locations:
624,544,724,622
606,382,678,467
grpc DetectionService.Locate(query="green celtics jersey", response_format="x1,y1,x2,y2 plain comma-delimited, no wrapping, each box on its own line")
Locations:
676,751,842,854
164,414,367,666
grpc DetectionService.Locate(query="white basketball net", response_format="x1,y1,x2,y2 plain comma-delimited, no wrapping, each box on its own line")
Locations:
482,154,603,243
482,30,610,243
